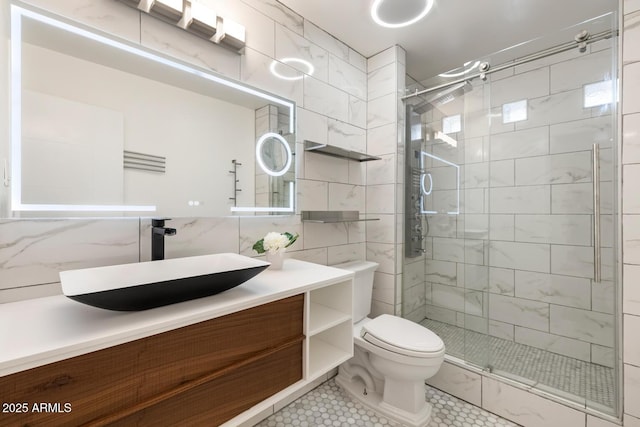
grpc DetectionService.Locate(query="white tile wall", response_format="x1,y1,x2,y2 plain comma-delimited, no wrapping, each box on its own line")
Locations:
243,0,302,33
303,75,349,121
22,0,141,43
623,62,640,114
140,217,240,262
515,271,591,309
368,93,397,128
425,259,457,286
551,49,612,93
427,361,482,407
515,214,591,246
518,89,593,130
490,186,551,214
275,25,328,81
515,327,591,361
4,2,635,426
490,126,549,160
550,305,614,346
482,377,586,427
625,364,640,419
489,241,550,272
515,152,592,185
624,314,640,366
142,14,241,79
327,243,365,265
550,116,613,154
489,294,550,331
0,218,139,290
241,47,303,104
490,67,550,108
624,264,640,314
303,20,349,61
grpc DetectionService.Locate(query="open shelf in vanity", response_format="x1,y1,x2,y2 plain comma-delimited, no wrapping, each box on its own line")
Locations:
306,278,353,380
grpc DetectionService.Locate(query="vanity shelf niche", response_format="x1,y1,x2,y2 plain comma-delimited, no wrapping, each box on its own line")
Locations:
306,279,353,380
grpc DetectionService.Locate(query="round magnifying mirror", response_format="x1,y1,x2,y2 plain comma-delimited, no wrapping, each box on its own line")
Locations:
255,132,292,177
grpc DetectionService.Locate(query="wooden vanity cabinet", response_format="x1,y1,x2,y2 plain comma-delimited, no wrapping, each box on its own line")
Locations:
0,294,304,427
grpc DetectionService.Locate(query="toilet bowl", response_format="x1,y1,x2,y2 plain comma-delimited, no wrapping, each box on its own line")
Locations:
332,260,445,427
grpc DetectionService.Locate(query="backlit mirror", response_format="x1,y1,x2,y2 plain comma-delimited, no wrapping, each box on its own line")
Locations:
7,5,296,217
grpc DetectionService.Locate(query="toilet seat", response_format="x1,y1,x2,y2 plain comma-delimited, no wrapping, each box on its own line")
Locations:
361,314,444,358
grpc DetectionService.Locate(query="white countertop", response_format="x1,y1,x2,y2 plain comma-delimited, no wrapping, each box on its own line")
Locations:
0,259,353,377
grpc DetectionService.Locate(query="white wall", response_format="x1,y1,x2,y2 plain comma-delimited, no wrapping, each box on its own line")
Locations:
621,0,640,425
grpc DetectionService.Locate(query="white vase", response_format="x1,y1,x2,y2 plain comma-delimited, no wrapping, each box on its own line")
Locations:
266,250,285,270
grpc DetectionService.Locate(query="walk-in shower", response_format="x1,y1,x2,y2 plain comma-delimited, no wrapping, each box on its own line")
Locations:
401,12,620,417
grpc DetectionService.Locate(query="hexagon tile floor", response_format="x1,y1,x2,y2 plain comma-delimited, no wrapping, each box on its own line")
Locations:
254,378,520,427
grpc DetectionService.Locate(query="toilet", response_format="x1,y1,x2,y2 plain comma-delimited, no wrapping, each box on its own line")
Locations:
333,260,445,427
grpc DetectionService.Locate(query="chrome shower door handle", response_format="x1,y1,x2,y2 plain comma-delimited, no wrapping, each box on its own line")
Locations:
593,143,601,283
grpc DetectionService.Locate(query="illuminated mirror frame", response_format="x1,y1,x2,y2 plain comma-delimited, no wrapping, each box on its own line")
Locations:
255,132,292,177
10,4,295,214
419,151,460,215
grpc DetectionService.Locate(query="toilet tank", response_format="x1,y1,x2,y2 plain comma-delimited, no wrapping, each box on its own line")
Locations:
331,260,379,323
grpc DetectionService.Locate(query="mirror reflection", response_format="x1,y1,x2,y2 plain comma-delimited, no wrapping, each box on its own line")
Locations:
9,6,296,217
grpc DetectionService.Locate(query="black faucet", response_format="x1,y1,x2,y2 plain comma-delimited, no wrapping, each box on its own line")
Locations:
151,218,177,261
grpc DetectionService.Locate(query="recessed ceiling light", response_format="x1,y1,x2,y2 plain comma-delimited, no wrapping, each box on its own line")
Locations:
269,57,314,81
438,61,480,78
370,0,434,29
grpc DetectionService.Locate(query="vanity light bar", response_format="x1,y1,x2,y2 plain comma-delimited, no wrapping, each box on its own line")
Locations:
181,1,218,38
121,0,246,52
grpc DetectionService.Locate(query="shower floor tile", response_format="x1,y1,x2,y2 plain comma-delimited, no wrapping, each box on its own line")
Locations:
421,318,615,409
255,378,520,427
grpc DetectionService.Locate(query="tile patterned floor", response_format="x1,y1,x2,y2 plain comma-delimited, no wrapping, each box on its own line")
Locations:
255,378,520,427
421,318,615,409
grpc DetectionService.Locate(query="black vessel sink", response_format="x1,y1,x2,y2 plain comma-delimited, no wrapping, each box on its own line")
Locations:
60,253,269,311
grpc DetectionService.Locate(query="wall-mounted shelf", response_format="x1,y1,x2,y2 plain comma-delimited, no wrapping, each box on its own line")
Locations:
302,211,380,223
304,140,381,162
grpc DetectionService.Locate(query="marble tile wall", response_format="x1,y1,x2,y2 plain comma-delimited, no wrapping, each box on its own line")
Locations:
367,45,406,318
0,0,374,303
2,1,636,425
414,33,617,368
623,0,640,424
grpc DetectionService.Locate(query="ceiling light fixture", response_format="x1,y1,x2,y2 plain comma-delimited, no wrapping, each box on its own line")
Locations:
438,61,480,78
370,0,434,29
269,57,314,81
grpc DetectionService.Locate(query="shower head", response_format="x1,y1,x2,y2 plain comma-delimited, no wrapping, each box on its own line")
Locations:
412,81,471,114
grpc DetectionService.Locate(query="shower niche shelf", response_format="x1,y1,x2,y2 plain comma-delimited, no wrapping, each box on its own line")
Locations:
302,210,379,223
304,140,381,162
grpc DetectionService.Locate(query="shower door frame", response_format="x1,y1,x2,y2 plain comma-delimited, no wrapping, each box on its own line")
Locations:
402,13,622,419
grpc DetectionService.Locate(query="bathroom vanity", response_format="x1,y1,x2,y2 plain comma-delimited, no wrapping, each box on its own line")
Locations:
0,260,354,426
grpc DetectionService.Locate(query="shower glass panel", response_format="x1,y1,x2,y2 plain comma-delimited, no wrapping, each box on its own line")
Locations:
403,12,618,416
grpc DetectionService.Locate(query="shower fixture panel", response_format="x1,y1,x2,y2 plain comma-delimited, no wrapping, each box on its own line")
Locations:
405,106,462,258
405,105,425,258
411,81,471,114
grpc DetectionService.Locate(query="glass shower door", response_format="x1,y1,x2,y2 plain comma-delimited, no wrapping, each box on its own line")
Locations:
481,13,618,414
404,11,619,417
404,72,490,369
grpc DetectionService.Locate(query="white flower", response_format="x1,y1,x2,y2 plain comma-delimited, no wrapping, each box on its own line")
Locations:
262,232,289,253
